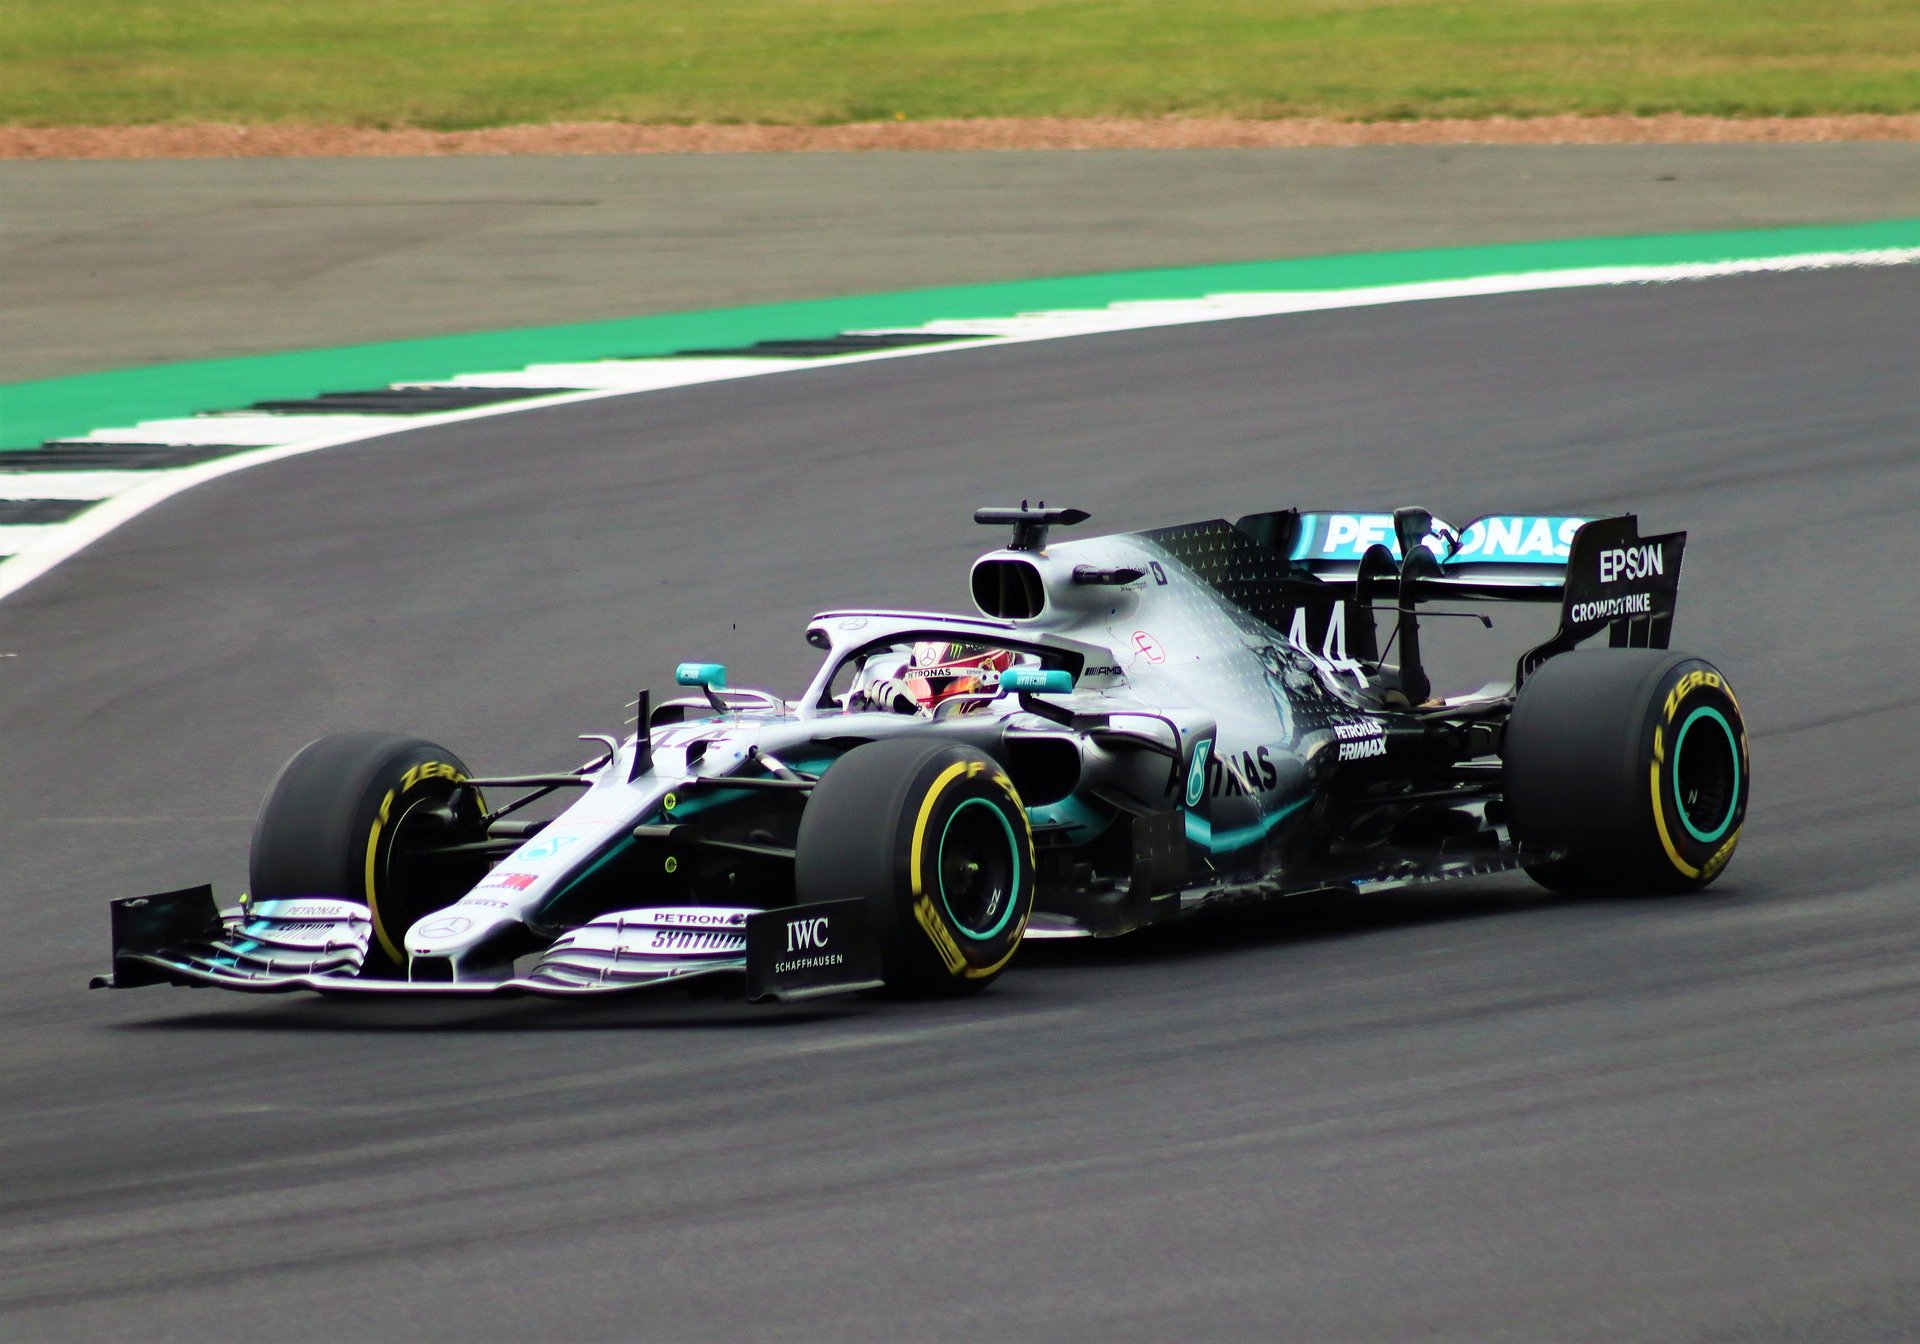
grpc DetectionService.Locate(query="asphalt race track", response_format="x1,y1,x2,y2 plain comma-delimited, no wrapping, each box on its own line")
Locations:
2,266,1917,1341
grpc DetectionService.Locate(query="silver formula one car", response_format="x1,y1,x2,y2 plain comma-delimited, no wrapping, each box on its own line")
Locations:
96,503,1750,1004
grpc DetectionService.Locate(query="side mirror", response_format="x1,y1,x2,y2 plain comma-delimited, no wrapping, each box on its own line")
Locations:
675,662,728,689
1000,667,1074,695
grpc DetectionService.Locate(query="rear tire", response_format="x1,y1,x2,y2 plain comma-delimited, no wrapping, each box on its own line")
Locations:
794,738,1035,996
249,733,489,977
1505,650,1748,894
1505,648,1751,890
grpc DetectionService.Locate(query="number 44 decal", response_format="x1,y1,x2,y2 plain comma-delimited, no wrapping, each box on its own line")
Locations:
1287,602,1370,688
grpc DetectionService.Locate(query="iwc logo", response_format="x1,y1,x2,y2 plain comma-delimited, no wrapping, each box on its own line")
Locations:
786,916,831,953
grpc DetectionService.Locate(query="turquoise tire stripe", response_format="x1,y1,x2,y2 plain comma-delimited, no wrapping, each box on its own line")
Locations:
1673,706,1742,844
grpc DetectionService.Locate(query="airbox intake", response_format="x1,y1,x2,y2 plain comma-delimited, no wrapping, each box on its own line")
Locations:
972,557,1046,620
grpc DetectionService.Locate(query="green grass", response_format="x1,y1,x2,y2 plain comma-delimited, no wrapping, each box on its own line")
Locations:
3,1,1918,128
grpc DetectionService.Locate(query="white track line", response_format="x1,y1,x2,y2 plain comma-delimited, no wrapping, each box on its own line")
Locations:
0,524,60,555
74,413,417,447
426,356,817,391
857,249,1920,341
2,247,1915,606
0,389,625,603
0,471,153,501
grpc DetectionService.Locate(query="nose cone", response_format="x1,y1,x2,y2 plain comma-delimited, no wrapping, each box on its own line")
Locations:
405,906,520,964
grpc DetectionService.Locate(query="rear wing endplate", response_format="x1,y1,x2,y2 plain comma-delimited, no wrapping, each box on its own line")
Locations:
1516,514,1686,680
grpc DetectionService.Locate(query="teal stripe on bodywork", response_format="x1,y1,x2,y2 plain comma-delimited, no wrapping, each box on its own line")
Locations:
1185,793,1314,853
545,836,636,906
1028,794,1115,843
6,217,1918,448
643,754,839,824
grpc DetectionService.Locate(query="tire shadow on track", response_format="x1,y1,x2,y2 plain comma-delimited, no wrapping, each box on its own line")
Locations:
1012,875,1704,968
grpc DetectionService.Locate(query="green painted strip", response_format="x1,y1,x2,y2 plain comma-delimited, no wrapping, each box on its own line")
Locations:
5,217,1917,451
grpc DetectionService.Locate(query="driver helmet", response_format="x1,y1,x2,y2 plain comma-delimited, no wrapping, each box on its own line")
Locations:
902,641,1018,714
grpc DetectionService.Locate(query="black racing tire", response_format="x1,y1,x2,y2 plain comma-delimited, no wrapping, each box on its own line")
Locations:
793,738,1035,997
249,732,490,977
1505,650,1749,895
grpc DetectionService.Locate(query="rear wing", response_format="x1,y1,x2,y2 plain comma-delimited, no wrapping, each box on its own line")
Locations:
1234,509,1686,682
1278,511,1591,601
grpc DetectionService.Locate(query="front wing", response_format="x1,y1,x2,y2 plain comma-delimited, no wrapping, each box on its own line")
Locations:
93,887,883,1004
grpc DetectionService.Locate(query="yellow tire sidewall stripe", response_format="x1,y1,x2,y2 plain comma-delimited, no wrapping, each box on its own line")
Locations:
1649,761,1702,880
362,761,471,968
1651,671,1746,882
908,761,974,902
365,786,402,965
906,757,1030,977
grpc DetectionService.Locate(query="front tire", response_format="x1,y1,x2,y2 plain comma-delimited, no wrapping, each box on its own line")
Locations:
794,739,1035,996
249,732,490,977
1505,650,1749,894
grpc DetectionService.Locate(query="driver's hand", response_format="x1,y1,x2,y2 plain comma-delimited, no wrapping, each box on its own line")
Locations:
863,676,921,715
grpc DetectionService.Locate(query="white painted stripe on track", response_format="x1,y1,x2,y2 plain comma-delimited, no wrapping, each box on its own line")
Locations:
2,247,1915,598
74,413,417,447
422,356,817,391
856,249,1920,341
0,389,624,581
0,471,155,500
0,523,60,555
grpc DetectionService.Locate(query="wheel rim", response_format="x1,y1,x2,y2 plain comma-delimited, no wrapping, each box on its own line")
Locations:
936,798,1020,941
377,790,488,946
1673,706,1740,844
